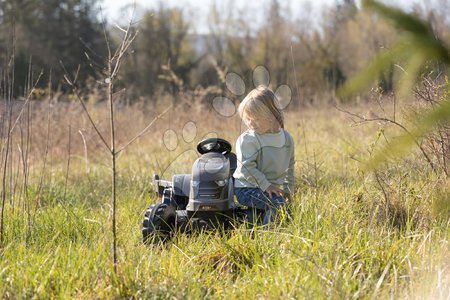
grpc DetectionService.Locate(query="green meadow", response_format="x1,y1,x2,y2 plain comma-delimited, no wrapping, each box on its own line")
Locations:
0,102,448,299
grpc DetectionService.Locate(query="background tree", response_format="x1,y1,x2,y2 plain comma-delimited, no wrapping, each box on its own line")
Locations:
249,0,292,87
0,0,107,94
119,4,193,99
1,0,449,104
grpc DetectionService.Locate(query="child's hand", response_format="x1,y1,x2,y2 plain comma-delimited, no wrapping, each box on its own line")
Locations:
265,184,285,197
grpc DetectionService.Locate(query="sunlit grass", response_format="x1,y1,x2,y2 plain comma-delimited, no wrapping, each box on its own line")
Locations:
0,102,449,298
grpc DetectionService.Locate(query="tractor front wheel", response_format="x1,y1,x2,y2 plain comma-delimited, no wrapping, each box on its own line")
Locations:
142,203,176,243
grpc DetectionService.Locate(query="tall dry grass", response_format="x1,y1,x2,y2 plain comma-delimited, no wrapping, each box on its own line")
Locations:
0,91,449,298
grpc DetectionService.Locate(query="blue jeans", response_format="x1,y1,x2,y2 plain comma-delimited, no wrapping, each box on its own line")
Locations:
234,187,286,226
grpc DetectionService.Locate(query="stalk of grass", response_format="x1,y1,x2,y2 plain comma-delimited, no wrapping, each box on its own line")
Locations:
0,88,449,298
0,23,15,246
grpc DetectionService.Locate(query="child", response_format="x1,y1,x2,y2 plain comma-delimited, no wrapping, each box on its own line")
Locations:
233,85,295,226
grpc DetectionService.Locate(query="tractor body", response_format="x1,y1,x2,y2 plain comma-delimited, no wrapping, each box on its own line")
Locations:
142,138,246,243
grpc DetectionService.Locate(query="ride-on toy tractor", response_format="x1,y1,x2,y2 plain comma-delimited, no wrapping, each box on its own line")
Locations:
142,138,246,243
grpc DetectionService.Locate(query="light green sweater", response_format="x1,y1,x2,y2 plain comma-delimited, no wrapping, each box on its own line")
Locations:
233,129,295,193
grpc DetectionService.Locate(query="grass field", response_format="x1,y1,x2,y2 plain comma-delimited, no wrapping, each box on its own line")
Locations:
0,99,449,298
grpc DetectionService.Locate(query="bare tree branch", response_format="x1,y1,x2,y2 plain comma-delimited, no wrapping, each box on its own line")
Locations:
60,61,110,151
335,105,436,172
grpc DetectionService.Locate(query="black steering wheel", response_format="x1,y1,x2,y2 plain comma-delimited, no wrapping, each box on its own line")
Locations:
197,138,232,155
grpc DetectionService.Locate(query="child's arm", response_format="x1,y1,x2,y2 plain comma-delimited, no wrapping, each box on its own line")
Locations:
235,134,272,191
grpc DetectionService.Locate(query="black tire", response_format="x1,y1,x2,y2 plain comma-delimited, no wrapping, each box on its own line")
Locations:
142,203,176,244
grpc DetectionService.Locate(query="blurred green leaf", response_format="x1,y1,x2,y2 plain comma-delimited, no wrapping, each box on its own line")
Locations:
340,1,450,98
369,98,450,169
362,0,450,64
338,40,408,97
363,0,433,36
397,50,426,97
339,0,450,171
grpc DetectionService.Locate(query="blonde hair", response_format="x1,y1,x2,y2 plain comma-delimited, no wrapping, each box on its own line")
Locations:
238,85,284,129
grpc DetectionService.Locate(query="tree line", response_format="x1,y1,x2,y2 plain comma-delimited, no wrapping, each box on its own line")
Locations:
1,0,449,103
